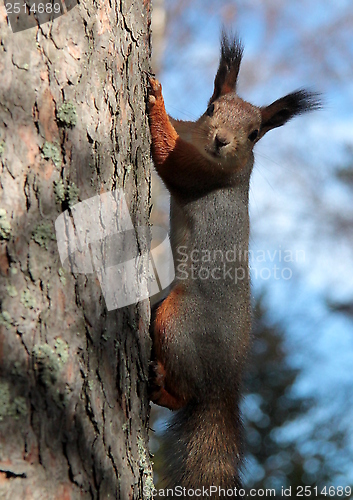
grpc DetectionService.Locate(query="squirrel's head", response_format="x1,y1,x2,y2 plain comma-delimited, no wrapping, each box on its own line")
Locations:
194,32,320,173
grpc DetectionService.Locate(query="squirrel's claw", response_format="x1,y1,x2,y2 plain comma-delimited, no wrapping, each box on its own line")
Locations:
148,76,162,94
148,76,163,106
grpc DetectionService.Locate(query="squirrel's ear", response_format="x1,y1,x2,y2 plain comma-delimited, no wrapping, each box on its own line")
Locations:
259,90,321,138
209,31,243,104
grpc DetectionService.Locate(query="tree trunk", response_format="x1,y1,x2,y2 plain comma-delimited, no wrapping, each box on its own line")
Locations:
0,1,153,498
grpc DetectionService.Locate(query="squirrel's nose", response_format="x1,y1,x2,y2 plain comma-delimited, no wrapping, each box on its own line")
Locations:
214,133,230,150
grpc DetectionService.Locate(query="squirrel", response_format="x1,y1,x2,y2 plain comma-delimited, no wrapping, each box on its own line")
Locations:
147,32,320,495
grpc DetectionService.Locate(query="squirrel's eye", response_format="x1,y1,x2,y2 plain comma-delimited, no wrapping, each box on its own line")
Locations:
206,103,215,117
248,130,259,141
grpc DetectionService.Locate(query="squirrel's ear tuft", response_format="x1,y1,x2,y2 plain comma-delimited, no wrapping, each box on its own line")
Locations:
259,90,322,138
209,30,243,104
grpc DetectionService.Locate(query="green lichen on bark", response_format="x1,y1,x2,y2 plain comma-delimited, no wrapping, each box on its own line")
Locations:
32,339,69,388
67,182,79,207
33,344,61,386
42,141,62,168
53,179,79,207
32,340,69,408
57,102,77,128
6,284,18,297
21,289,36,309
58,267,66,285
53,179,66,202
54,338,69,365
32,222,56,249
0,380,27,421
0,311,13,330
0,209,11,240
138,434,155,498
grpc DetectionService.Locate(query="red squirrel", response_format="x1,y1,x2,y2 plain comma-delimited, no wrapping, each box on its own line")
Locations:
148,32,320,494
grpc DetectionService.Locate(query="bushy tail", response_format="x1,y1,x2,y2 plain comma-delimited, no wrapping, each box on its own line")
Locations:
160,399,243,498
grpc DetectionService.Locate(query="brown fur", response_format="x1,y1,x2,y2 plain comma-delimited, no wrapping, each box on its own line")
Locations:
148,32,320,496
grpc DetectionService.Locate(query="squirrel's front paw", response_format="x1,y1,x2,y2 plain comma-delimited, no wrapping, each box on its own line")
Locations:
149,360,187,410
148,360,166,400
148,77,163,107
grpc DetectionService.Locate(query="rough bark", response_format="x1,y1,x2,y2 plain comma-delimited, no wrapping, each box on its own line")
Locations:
0,1,153,498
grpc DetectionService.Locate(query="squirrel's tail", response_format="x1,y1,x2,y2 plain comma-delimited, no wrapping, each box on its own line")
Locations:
161,399,243,498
